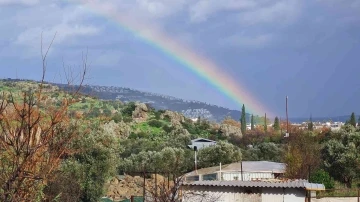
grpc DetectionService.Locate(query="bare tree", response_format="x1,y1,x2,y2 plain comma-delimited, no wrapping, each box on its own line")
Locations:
0,33,88,202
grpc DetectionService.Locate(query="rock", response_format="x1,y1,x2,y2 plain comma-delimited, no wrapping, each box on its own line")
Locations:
219,124,243,138
102,120,131,139
160,110,185,126
132,102,148,120
169,127,190,137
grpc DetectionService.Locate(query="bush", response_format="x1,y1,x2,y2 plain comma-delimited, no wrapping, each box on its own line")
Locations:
310,169,335,189
112,113,122,123
121,102,136,117
123,117,133,123
148,120,163,128
162,125,174,133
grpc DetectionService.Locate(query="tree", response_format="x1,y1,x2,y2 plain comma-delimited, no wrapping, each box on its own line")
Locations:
250,114,254,130
358,116,360,128
197,141,242,168
308,115,314,131
243,142,283,162
0,37,88,201
273,116,280,131
349,112,357,127
240,104,246,135
283,131,321,179
44,122,120,202
310,169,335,189
264,113,267,132
322,126,360,188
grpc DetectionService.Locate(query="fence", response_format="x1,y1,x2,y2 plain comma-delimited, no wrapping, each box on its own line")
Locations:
316,188,360,198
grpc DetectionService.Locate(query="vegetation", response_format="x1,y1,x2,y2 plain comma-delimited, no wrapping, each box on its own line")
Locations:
273,117,280,131
240,104,246,135
2,76,360,200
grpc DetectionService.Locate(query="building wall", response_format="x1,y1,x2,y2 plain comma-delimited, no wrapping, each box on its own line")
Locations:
182,186,306,202
222,172,275,181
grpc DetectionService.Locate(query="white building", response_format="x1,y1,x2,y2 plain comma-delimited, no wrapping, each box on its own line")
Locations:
181,180,325,202
187,138,217,150
185,161,286,182
181,161,325,202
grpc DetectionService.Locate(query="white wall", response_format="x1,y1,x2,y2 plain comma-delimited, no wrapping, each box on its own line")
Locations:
182,186,306,202
222,172,274,181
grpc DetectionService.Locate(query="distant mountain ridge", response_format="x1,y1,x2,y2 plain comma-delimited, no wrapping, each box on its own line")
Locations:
1,78,352,123
78,84,243,122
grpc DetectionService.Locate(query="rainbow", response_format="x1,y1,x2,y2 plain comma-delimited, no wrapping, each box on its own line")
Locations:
70,0,271,116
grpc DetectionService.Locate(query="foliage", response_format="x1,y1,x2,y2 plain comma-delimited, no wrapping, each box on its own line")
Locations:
264,113,267,132
322,126,360,188
197,141,242,168
0,89,87,201
283,131,321,179
273,117,280,131
251,114,254,130
122,102,136,117
349,112,357,127
240,104,246,135
243,142,283,162
148,119,164,128
310,169,335,189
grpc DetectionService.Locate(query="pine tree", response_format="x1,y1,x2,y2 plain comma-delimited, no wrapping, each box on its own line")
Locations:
240,104,246,134
273,116,280,131
264,113,267,132
251,114,254,130
350,112,356,127
308,115,314,131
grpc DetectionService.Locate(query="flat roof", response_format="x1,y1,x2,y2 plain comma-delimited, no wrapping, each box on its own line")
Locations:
185,161,286,176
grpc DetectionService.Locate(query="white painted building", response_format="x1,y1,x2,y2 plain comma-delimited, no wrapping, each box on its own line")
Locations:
185,161,286,182
187,138,217,150
181,180,325,202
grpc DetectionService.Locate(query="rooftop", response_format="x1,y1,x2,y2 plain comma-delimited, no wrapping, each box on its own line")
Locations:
185,161,286,176
182,180,325,191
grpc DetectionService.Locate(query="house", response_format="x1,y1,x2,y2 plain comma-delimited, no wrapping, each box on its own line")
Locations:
181,180,325,202
185,161,286,182
181,161,325,202
187,138,216,150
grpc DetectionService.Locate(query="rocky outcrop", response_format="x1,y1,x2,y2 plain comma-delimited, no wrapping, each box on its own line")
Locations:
102,120,131,139
132,103,148,120
169,127,190,137
105,174,172,201
160,110,185,126
219,124,243,138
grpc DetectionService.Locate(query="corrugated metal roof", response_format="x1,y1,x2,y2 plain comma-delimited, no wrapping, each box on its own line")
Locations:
182,180,325,191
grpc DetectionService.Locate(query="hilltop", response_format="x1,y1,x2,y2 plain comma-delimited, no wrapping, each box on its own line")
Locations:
2,78,262,123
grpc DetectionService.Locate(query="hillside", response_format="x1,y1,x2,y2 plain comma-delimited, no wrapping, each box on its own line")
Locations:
2,78,254,122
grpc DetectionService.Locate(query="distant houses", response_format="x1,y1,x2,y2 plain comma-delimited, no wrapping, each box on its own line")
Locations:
187,138,216,150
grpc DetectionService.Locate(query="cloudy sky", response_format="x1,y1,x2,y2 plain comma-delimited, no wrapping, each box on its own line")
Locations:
0,0,359,118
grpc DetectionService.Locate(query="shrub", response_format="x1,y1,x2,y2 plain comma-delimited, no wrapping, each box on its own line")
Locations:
163,125,174,133
148,119,164,128
310,169,335,189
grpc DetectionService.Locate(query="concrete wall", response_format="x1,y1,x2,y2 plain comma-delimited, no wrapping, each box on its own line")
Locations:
182,186,306,202
222,172,274,181
312,197,358,202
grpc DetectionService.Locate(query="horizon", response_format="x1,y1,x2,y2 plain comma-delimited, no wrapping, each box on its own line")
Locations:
1,77,358,121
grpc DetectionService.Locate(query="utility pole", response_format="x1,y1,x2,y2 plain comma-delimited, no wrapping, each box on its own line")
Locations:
286,96,289,137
